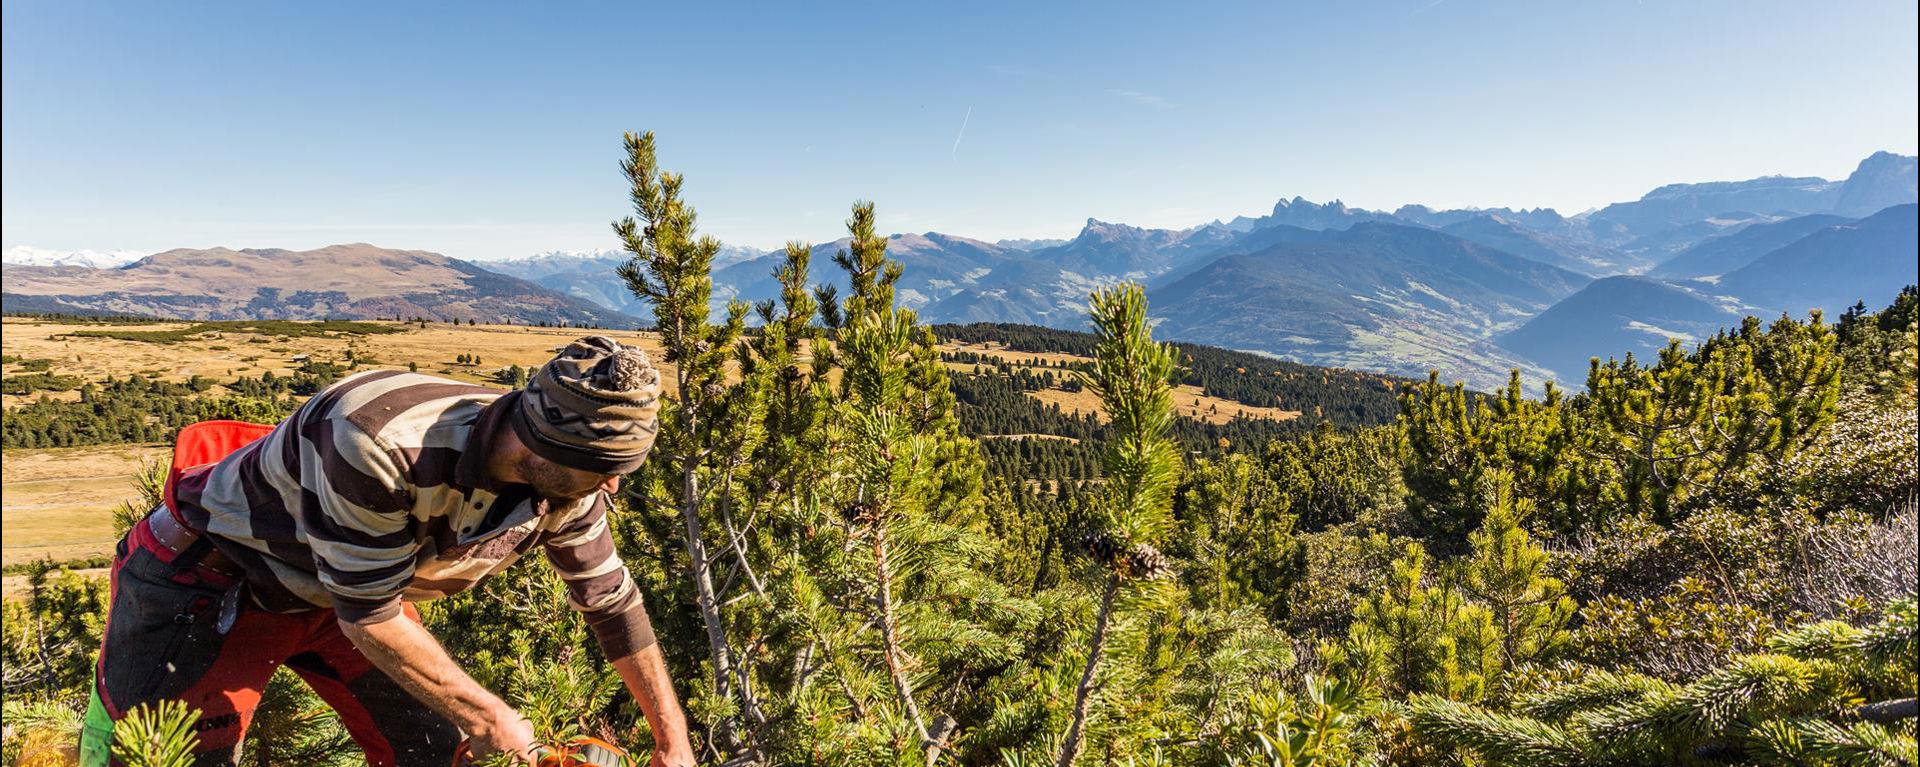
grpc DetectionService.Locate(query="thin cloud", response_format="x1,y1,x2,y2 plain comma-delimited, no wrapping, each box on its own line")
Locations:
1108,88,1172,109
952,105,973,160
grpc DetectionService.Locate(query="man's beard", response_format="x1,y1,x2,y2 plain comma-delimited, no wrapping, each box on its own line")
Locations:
518,455,599,504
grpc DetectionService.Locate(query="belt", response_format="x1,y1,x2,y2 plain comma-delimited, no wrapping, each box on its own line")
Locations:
147,508,241,577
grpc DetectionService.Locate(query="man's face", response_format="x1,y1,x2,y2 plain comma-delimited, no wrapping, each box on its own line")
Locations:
518,454,621,504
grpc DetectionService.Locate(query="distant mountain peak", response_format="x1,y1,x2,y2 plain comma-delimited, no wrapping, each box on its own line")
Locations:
1835,151,1919,216
504,247,630,263
1271,196,1354,216
2,246,149,269
1076,218,1145,241
1640,174,1836,202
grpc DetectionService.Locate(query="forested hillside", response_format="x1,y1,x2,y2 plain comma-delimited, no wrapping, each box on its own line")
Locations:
5,134,1915,767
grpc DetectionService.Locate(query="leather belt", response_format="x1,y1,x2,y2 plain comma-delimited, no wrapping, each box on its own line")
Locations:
147,508,241,577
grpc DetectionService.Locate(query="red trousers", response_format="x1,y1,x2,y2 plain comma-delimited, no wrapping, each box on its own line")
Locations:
88,518,460,766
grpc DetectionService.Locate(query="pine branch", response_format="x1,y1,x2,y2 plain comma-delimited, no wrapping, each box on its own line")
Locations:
1854,598,1919,672
1407,694,1587,766
1515,669,1675,723
112,701,200,767
1745,718,1916,767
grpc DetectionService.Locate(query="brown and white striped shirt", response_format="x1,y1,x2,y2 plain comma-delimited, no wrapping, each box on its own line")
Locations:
173,370,655,655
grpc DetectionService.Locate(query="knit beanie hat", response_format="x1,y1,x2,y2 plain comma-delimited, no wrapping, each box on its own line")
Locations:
510,336,662,474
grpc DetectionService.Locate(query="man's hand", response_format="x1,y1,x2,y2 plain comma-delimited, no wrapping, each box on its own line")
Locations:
468,708,540,764
337,613,538,764
651,743,697,767
611,645,696,766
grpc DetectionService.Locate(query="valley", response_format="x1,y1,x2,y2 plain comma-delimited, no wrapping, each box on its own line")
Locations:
3,152,1913,568
15,153,1910,392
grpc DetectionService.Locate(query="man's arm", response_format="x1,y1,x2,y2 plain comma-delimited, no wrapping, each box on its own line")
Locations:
299,418,538,757
339,614,539,762
543,494,694,763
610,644,695,766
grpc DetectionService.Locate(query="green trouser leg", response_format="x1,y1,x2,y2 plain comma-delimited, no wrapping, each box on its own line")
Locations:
80,680,115,767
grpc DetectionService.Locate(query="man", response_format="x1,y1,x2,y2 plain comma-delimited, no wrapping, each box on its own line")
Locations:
81,337,697,767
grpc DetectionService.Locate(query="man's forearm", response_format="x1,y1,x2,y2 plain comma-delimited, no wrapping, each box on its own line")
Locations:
339,614,516,738
611,644,694,757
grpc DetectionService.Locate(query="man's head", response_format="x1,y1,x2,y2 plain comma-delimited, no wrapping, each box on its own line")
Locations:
497,336,661,502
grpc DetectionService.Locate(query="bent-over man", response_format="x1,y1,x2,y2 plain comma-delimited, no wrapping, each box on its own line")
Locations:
82,337,695,767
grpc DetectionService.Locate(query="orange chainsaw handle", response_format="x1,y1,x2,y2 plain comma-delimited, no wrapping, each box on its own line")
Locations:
450,736,626,766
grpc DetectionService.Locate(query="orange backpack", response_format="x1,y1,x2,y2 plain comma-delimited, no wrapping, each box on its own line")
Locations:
161,419,275,526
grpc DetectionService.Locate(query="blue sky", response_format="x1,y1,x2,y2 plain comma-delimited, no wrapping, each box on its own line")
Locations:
4,1,1916,260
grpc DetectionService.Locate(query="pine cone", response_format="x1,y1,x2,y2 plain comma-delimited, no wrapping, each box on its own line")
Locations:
1123,543,1172,581
842,501,883,526
1079,531,1122,567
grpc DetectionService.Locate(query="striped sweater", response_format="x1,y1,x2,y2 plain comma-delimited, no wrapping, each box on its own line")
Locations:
173,370,654,655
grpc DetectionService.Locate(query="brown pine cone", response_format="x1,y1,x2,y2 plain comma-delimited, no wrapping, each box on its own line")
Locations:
1123,543,1172,581
842,501,883,527
1079,531,1122,567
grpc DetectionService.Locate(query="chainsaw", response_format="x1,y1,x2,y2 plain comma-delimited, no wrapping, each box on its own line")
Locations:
451,736,628,767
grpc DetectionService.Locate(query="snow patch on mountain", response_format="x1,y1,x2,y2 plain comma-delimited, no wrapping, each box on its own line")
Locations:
2,246,148,269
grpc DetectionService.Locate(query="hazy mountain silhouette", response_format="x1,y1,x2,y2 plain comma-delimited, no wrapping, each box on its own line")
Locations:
1498,276,1741,382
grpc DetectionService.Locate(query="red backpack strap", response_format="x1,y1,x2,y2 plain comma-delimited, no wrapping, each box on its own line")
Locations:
163,420,276,529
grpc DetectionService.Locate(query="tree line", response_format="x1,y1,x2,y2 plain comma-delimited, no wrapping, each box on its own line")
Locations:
935,322,1408,419
1,361,347,449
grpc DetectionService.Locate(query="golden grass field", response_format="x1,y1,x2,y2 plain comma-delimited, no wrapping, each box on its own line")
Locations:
3,318,676,576
938,340,1302,425
2,319,1291,577
0,317,675,406
1,444,169,567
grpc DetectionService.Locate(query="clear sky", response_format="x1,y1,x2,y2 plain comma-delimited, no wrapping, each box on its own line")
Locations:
4,1,1916,260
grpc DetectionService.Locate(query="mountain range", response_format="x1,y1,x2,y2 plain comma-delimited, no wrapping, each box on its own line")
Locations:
7,151,1914,389
1147,222,1589,385
1498,277,1744,382
1,246,147,270
0,244,638,327
1501,203,1918,380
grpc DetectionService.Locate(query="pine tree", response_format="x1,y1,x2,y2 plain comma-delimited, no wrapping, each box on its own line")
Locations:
237,670,356,766
1335,542,1450,698
1056,284,1182,767
613,130,759,753
783,202,1014,764
1584,313,1840,521
1174,452,1301,623
1454,472,1575,690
